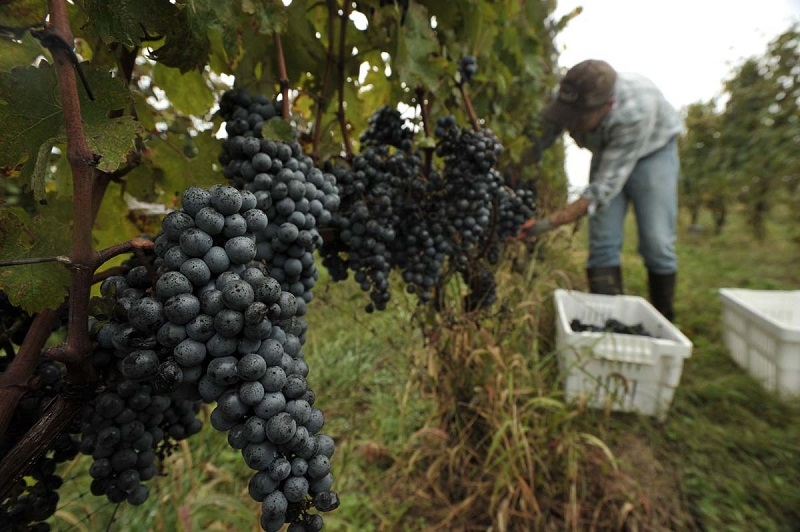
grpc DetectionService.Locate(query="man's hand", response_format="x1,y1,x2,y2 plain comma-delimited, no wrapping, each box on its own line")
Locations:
515,198,591,241
515,218,555,240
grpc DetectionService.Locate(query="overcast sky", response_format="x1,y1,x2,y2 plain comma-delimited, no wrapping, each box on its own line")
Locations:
550,0,800,192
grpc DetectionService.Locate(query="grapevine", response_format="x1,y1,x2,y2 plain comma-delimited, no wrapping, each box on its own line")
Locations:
0,1,550,529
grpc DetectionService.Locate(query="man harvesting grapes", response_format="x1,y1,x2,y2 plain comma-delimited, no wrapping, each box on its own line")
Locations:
519,59,683,321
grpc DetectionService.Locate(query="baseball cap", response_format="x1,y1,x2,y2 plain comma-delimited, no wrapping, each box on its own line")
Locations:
543,60,617,129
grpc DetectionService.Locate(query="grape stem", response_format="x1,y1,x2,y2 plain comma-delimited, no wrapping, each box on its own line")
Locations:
0,255,72,267
96,237,154,267
275,32,291,121
336,1,354,159
311,0,339,161
457,81,480,131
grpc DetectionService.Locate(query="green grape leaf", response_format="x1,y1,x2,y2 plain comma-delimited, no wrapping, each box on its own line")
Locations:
80,67,143,174
0,65,64,184
239,0,284,35
83,0,178,48
93,181,153,253
0,209,71,313
280,1,326,82
262,118,294,143
151,64,214,117
0,64,142,191
51,150,73,199
0,33,44,73
393,3,442,91
0,0,47,28
147,3,213,73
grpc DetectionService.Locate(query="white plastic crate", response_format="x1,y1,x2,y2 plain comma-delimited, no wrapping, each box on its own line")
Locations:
553,289,693,421
718,288,800,397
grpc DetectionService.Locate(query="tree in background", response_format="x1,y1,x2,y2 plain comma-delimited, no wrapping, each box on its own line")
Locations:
681,23,800,239
679,101,728,233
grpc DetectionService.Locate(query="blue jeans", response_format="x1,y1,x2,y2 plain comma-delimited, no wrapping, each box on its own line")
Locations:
587,137,679,274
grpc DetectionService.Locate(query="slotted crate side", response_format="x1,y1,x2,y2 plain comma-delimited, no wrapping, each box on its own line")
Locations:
556,339,685,421
719,289,800,397
554,290,692,421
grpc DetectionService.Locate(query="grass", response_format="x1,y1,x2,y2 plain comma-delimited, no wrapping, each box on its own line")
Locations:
47,203,800,531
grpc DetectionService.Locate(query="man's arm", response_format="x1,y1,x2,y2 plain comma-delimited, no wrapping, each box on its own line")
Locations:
528,121,563,163
516,197,591,239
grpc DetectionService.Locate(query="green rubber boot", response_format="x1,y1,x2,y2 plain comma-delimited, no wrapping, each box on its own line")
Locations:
648,271,676,322
586,266,623,296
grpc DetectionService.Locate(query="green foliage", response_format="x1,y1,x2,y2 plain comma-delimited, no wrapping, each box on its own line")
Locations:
0,63,140,194
0,65,66,188
0,33,43,71
0,209,71,312
150,63,215,116
0,0,46,29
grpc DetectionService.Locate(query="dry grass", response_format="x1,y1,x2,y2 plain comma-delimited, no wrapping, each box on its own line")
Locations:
367,235,685,531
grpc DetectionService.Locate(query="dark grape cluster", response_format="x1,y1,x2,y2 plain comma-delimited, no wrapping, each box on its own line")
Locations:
56,181,338,530
433,118,505,263
462,263,498,312
216,88,340,309
458,55,478,83
77,238,206,506
214,91,342,529
0,360,80,531
153,185,338,531
494,179,538,243
570,318,654,337
320,107,537,313
322,145,423,311
360,104,414,151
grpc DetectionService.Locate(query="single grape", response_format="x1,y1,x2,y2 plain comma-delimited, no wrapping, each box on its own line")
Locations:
173,338,207,367
225,236,257,265
266,412,296,445
179,228,214,257
162,210,195,240
195,206,226,235
181,186,212,217
210,185,243,216
163,293,201,325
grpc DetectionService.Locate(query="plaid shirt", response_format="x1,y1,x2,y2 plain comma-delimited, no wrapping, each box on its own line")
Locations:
570,72,683,213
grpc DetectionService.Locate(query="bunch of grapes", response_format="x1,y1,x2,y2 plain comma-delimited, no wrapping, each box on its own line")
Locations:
360,104,414,151
320,106,537,312
76,237,205,506
570,318,654,337
2,90,341,531
321,146,420,312
216,88,340,309
433,118,505,265
166,185,339,531
82,184,340,530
